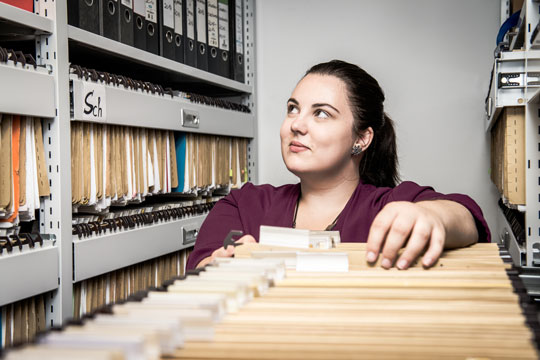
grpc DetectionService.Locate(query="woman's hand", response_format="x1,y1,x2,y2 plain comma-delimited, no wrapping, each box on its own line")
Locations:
196,234,256,268
365,200,478,270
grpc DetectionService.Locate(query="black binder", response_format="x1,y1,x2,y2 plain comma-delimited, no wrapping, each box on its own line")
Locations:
217,0,230,78
133,0,146,50
184,0,197,67
173,0,185,63
101,0,120,41
207,0,220,75
229,0,244,82
145,0,159,54
159,0,175,60
68,0,100,35
119,0,134,46
195,0,208,71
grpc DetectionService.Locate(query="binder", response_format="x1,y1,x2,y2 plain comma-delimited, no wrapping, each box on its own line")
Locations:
207,0,220,75
173,0,185,63
67,0,100,35
133,0,146,50
101,0,120,41
0,0,32,11
145,0,159,54
119,0,134,46
159,0,176,60
217,0,230,77
195,0,208,71
184,0,197,67
230,0,244,82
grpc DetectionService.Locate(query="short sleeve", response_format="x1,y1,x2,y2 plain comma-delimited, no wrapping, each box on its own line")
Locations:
389,181,491,243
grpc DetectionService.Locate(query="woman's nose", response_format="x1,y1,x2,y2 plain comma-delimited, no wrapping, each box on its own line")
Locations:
290,113,308,134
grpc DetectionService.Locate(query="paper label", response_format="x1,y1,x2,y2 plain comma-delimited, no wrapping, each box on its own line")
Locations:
163,0,174,28
121,0,133,7
296,252,349,272
174,0,183,34
133,0,145,15
235,0,243,53
82,83,107,121
196,0,207,43
145,0,157,23
218,0,229,51
187,0,195,39
207,0,219,48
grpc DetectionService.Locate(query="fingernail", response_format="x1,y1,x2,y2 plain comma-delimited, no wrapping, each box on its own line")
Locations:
381,258,392,269
366,251,377,262
397,259,408,270
423,257,432,267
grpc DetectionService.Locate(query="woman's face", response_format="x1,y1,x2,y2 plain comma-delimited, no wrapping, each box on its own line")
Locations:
280,73,358,179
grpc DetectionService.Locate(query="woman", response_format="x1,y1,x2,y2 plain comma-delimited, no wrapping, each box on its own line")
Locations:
187,60,490,270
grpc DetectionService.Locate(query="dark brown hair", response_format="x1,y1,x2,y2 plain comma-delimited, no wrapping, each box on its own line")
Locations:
305,60,400,187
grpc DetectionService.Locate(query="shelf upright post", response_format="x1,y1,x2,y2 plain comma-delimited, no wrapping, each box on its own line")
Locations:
526,96,540,267
244,0,258,183
35,0,73,326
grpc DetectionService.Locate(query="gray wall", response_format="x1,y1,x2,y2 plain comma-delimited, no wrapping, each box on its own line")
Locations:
254,0,501,236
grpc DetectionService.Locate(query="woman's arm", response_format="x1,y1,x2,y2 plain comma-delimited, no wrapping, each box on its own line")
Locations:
366,200,478,270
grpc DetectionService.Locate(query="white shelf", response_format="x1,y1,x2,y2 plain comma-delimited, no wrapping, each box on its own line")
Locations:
71,77,254,138
67,25,252,95
0,62,56,118
0,242,59,306
73,215,206,282
0,2,53,34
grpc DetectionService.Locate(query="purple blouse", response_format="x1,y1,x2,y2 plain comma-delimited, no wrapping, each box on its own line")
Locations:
186,181,491,270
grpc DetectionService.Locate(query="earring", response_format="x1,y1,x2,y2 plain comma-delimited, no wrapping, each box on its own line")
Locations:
351,144,362,156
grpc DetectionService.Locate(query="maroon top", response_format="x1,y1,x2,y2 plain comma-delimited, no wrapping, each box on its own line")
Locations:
186,181,491,270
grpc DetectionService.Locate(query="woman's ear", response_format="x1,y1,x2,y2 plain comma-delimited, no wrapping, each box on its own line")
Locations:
354,127,374,151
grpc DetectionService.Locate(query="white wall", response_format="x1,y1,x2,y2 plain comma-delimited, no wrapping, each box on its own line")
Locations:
254,0,502,236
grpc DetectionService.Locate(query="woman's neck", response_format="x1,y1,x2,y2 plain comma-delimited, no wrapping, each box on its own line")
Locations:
299,175,359,212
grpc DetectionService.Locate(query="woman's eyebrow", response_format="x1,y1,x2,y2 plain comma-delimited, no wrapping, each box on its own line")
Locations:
312,103,340,114
287,98,299,105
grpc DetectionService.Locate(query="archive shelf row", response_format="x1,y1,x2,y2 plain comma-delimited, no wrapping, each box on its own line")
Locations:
0,0,257,333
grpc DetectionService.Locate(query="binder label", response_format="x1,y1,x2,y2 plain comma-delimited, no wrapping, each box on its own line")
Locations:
174,0,183,35
145,0,157,23
218,0,229,51
196,0,207,43
82,83,107,121
121,0,133,7
207,0,219,48
187,0,195,40
235,0,243,53
163,0,174,28
134,0,145,14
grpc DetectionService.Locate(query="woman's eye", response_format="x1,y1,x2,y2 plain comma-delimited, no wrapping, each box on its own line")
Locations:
314,109,330,119
287,104,299,114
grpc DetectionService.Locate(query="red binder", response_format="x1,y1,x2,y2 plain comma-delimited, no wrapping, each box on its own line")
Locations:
0,0,33,12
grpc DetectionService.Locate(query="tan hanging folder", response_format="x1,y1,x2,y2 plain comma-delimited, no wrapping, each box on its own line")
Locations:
0,115,13,212
156,130,163,192
113,126,122,198
231,137,238,186
34,118,50,197
96,124,103,200
133,128,141,196
19,117,27,207
1,115,21,224
71,122,81,204
138,129,144,195
81,122,91,205
197,135,203,188
105,125,113,198
162,130,168,191
170,131,178,189
120,127,128,198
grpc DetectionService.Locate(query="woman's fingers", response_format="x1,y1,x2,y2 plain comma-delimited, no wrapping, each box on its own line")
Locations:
235,234,257,244
395,221,433,270
366,204,398,262
421,224,445,267
380,213,415,269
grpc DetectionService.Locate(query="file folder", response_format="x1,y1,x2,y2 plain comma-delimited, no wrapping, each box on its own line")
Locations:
217,0,230,77
159,0,176,60
195,0,208,71
207,0,220,75
145,0,159,54
119,0,134,46
133,0,146,50
230,0,244,82
184,0,197,67
68,0,100,35
101,0,120,41
173,0,185,63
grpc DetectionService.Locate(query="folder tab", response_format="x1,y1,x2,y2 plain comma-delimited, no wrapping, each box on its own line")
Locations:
195,0,208,71
174,0,185,63
184,0,197,67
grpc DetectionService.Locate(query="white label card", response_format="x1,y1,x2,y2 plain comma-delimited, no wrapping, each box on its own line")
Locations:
296,252,349,273
235,0,243,53
207,0,219,47
174,0,183,34
121,0,133,7
145,0,157,23
163,0,174,28
196,0,207,43
82,82,107,121
133,0,145,14
218,0,229,51
187,0,195,39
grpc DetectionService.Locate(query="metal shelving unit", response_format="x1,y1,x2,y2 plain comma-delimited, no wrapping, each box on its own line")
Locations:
0,0,257,332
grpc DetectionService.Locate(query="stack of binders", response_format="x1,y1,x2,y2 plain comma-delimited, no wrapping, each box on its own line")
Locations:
67,0,246,81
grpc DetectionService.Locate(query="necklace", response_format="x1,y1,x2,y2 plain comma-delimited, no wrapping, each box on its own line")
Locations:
292,193,340,231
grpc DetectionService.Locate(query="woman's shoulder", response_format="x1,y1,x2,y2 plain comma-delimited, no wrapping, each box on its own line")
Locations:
229,182,299,204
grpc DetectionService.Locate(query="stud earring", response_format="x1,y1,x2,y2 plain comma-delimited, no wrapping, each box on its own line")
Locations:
351,144,362,156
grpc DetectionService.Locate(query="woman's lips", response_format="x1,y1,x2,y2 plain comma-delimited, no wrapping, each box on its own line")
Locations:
290,141,309,153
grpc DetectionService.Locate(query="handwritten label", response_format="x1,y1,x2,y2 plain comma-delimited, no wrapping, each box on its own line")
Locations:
82,83,107,121
235,0,243,53
218,0,229,51
187,0,195,39
145,0,157,23
163,0,174,28
207,0,219,48
174,0,183,35
196,0,207,44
